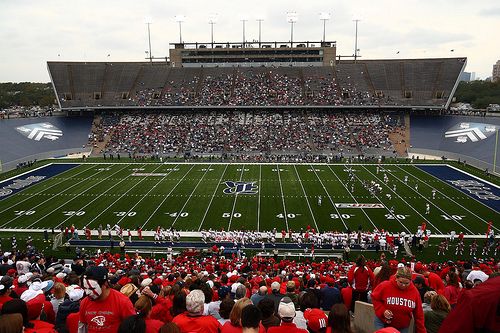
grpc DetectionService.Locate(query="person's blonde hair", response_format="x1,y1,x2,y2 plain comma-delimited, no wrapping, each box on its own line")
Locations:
431,294,451,313
229,297,252,326
53,282,66,299
135,295,153,316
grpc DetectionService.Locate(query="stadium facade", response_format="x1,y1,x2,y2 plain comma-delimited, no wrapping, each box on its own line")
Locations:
46,40,466,111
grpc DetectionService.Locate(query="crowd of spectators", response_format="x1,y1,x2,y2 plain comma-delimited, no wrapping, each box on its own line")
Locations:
97,110,402,156
0,243,498,333
124,67,400,108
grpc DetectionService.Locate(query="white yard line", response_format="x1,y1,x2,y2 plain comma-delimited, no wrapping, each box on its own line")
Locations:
347,165,411,233
0,165,114,228
171,164,212,228
293,165,320,232
257,165,262,232
324,165,375,230
34,164,133,229
198,164,229,231
59,164,149,229
361,165,441,234
84,163,167,227
228,165,246,231
0,164,95,214
117,164,181,227
397,165,497,233
276,164,289,232
141,165,196,230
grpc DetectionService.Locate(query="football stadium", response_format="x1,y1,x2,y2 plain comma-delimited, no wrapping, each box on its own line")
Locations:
0,5,499,333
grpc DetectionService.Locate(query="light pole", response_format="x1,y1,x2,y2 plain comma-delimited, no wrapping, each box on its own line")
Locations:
319,12,331,42
208,13,218,47
241,18,248,47
353,19,360,62
286,12,298,47
174,15,185,44
146,21,152,64
256,18,264,46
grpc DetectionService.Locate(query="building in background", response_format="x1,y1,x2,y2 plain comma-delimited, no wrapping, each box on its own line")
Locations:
493,60,500,82
460,72,471,82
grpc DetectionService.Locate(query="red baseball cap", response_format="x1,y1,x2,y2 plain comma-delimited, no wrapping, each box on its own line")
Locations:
375,328,400,333
303,308,328,332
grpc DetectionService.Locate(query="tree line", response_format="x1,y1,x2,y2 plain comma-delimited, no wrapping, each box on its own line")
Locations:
0,82,55,109
454,80,500,109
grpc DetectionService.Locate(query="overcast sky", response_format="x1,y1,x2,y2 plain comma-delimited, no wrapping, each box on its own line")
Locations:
1,0,499,82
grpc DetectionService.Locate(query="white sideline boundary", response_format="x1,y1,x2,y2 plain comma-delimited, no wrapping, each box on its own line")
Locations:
0,228,497,239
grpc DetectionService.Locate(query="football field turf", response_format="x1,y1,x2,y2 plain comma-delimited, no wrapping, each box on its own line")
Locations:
0,162,498,236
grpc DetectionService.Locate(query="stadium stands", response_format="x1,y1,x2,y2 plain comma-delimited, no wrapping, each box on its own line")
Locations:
48,58,465,109
97,110,403,155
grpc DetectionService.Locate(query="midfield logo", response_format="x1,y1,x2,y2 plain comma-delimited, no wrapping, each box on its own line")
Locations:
15,122,63,141
223,181,258,195
444,122,497,143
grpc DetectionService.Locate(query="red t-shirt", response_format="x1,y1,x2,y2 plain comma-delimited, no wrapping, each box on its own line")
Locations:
444,285,460,306
0,294,13,310
221,321,266,333
24,319,57,333
267,322,308,333
79,289,136,333
66,312,79,333
172,312,221,333
145,318,164,333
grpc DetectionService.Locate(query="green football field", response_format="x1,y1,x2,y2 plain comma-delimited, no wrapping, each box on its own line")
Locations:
0,162,498,236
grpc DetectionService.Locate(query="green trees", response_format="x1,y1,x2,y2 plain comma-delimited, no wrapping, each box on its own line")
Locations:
454,81,500,109
0,82,55,109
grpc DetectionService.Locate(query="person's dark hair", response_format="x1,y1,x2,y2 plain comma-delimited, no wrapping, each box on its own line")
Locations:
299,290,319,312
170,292,187,318
446,271,459,287
376,263,392,284
67,272,81,285
219,298,235,320
118,314,146,333
356,255,366,268
241,304,262,329
1,299,34,328
328,304,352,333
159,322,181,333
464,280,474,289
201,284,213,304
257,298,275,319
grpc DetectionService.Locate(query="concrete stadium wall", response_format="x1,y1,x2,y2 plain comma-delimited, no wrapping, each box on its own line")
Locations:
1,147,92,172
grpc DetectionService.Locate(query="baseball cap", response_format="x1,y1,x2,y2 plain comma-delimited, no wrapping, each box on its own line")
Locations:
140,278,152,288
304,308,328,332
375,328,400,333
278,297,296,319
218,286,231,299
84,266,108,282
271,281,280,291
66,285,85,302
18,273,33,284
